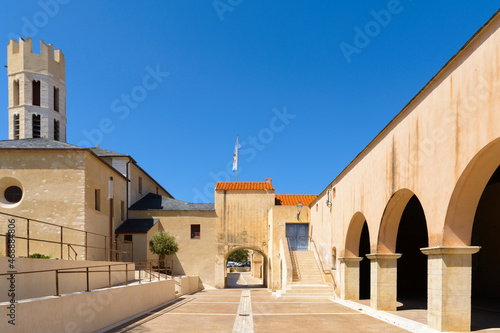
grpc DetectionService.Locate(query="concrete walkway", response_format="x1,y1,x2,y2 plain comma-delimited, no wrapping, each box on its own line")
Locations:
105,275,409,332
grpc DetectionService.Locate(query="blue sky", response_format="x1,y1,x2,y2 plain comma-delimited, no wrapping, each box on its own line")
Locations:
0,1,498,203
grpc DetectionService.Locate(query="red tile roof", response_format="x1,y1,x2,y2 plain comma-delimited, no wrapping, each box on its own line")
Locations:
275,194,318,206
215,182,275,191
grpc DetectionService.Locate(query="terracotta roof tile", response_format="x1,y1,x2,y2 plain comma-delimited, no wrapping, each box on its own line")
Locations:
215,182,275,191
275,194,318,206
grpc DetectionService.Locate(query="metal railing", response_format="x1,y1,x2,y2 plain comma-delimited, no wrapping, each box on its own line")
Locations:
135,259,173,282
287,237,301,281
0,262,134,297
310,237,337,291
1,211,132,261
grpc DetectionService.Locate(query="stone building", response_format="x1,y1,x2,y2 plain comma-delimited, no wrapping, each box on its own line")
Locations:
2,8,500,332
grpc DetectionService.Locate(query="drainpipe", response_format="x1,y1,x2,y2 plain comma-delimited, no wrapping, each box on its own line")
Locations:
126,159,131,220
108,177,114,261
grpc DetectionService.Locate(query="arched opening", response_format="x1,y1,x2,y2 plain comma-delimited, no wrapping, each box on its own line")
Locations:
345,212,371,300
225,247,266,288
32,80,41,106
443,139,500,330
359,222,370,300
395,195,428,309
470,166,500,330
377,189,428,310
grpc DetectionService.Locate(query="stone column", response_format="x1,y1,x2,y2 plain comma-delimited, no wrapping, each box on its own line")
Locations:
366,253,401,311
421,246,480,332
338,257,363,300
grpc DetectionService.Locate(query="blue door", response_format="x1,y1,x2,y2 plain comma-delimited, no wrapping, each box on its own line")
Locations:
286,223,309,251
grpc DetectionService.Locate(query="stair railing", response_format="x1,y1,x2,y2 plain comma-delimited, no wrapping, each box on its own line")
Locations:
310,237,337,291
287,237,301,281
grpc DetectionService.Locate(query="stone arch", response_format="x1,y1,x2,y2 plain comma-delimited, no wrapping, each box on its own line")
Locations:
345,212,369,257
377,188,421,253
224,245,268,288
443,138,500,246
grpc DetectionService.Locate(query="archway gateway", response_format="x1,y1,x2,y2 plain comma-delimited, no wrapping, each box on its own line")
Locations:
224,247,267,288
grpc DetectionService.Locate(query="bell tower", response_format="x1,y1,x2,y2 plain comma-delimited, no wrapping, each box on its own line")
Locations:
7,38,67,142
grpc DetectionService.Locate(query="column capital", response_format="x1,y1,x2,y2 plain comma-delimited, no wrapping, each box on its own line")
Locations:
366,253,402,260
338,257,363,262
420,246,480,256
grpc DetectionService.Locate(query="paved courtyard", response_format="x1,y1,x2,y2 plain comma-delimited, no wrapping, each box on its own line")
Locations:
106,273,408,333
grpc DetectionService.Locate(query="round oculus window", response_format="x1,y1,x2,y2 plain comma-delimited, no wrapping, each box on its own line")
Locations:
4,186,22,203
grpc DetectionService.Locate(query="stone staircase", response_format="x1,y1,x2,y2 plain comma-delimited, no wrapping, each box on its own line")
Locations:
280,251,333,299
292,251,324,284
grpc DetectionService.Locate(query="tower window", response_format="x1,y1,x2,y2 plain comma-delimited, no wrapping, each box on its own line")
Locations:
13,80,19,106
32,80,41,106
54,87,59,112
138,177,143,195
54,120,60,141
13,114,20,140
32,114,41,138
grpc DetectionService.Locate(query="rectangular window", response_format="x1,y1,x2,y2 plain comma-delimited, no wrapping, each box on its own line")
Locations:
54,120,60,141
121,200,125,221
13,114,20,140
191,224,200,239
32,114,41,138
13,80,19,106
32,80,41,106
138,177,143,195
53,86,60,112
95,189,101,211
124,235,132,242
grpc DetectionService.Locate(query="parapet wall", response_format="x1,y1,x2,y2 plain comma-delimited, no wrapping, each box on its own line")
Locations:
7,37,65,82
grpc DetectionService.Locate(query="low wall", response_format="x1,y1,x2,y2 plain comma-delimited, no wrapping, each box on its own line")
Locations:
0,279,175,333
0,257,134,302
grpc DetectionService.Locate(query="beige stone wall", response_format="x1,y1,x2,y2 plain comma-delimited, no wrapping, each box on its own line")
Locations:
128,164,171,206
0,150,128,261
129,210,217,287
214,189,275,288
0,257,134,302
0,279,176,333
84,152,128,261
0,150,85,259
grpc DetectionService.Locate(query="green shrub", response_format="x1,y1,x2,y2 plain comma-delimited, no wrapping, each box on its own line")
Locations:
29,253,52,259
149,231,179,263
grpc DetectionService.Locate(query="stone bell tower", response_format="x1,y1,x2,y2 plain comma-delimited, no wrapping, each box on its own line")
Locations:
7,38,67,142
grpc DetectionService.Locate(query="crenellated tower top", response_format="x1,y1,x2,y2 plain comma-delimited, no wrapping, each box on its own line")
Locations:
7,38,67,142
7,37,65,83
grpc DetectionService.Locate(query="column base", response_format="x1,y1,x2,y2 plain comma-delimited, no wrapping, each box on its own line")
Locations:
366,253,401,311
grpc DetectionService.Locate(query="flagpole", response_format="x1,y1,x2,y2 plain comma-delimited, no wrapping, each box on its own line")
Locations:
236,135,239,182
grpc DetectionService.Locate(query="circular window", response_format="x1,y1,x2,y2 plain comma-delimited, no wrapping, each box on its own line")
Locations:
5,186,22,203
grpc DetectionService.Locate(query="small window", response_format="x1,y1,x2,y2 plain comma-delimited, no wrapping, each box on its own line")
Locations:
121,200,125,221
95,189,101,211
32,114,41,138
191,224,200,239
5,186,22,203
124,235,132,242
13,114,20,140
54,120,60,141
53,87,59,112
32,80,41,106
13,80,19,106
138,177,143,195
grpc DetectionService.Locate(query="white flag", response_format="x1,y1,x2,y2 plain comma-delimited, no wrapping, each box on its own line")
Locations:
232,136,240,172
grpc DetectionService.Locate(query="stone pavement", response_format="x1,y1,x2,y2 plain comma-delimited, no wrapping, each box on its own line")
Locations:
105,274,409,333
